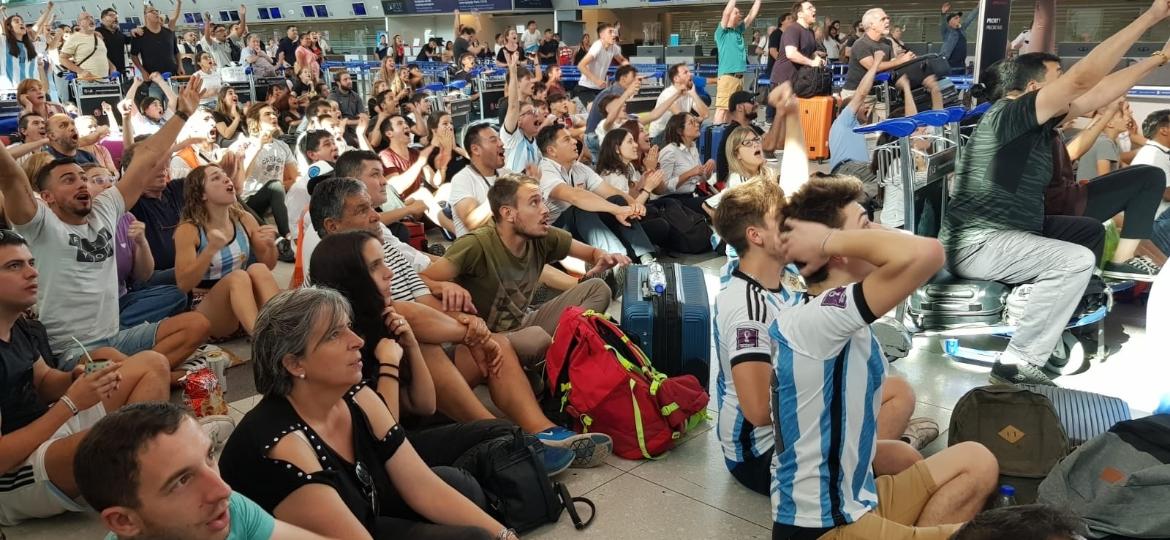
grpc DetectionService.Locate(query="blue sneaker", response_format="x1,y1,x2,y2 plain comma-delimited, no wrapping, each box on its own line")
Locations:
535,427,612,468
540,445,574,477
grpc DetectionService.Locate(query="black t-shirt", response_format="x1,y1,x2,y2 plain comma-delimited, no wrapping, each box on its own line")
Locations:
843,36,893,91
96,25,128,73
772,25,817,89
497,45,521,64
130,26,179,75
277,37,299,65
130,179,185,270
573,47,587,65
453,37,471,60
0,318,54,434
538,40,559,65
716,120,765,184
219,388,404,535
764,28,783,83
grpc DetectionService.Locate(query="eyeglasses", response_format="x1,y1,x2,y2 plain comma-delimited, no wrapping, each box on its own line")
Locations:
89,176,116,186
0,230,27,243
740,136,762,147
354,460,379,515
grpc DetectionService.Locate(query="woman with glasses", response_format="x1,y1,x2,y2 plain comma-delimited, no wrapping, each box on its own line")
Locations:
657,113,714,214
701,126,776,216
219,286,514,540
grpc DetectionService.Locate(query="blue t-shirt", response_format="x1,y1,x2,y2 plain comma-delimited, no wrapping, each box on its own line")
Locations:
828,110,868,170
715,23,748,76
105,492,276,540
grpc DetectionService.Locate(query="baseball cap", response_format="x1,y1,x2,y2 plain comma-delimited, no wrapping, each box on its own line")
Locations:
946,12,963,22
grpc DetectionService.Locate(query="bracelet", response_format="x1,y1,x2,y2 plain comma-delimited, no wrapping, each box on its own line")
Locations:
820,230,835,256
1155,51,1169,67
59,395,79,416
496,527,518,540
174,109,190,121
379,362,400,371
377,373,400,382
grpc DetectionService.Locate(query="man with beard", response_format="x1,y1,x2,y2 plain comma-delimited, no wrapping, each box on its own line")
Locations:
76,402,322,540
327,72,363,122
449,123,512,238
45,114,97,166
0,78,210,374
422,175,627,363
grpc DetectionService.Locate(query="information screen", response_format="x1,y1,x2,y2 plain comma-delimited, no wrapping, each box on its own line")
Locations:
382,0,512,14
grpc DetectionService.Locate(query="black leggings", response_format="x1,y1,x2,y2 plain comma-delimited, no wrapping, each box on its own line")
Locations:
245,180,291,238
1082,164,1163,240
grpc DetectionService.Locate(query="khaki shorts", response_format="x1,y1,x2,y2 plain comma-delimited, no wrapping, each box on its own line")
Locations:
714,75,744,109
818,461,963,540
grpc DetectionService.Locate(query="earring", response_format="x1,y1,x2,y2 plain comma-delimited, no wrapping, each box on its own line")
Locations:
298,373,306,379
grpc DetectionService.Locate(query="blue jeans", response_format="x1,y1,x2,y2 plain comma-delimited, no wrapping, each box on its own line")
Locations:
1152,207,1170,256
554,198,655,260
120,284,187,330
584,132,600,168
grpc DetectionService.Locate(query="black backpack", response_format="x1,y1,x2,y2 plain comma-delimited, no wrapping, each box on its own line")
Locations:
793,65,832,98
660,203,712,254
454,427,595,533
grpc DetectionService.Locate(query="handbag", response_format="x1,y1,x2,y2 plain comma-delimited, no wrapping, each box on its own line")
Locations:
793,64,832,98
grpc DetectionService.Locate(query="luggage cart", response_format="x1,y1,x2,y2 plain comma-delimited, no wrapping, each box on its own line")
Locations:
70,74,124,117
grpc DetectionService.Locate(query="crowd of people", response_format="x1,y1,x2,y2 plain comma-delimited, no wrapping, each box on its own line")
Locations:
0,0,1166,539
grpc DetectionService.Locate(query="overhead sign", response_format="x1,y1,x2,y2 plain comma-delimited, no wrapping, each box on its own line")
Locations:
382,0,512,14
973,0,1012,83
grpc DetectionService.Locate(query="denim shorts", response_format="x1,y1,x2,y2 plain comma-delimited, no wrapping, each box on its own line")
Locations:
57,321,160,370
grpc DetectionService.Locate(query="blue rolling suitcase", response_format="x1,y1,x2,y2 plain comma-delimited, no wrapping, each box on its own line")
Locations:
1021,384,1132,446
621,263,711,390
698,124,726,164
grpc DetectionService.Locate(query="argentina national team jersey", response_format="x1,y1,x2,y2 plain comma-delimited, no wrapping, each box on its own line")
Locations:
713,259,805,467
768,282,887,528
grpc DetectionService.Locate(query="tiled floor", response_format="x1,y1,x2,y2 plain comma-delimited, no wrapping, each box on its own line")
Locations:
5,254,1160,540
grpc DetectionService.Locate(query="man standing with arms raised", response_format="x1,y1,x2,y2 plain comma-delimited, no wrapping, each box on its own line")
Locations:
713,0,762,125
575,22,628,109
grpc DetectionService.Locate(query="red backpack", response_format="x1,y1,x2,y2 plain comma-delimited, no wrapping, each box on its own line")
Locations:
545,307,709,460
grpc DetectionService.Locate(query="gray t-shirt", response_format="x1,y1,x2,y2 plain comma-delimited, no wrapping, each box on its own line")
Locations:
232,138,297,199
843,36,892,91
14,188,125,354
1075,134,1120,180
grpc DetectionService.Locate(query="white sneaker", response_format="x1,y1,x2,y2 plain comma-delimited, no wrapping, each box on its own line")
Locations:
199,415,236,459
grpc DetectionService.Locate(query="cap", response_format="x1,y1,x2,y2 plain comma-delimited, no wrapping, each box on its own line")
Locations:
946,12,963,22
306,160,333,179
729,91,756,110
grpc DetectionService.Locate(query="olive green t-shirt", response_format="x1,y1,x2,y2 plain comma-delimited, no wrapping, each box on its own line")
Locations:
442,226,573,332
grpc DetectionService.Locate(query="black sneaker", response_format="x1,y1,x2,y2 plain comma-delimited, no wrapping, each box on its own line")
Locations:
601,265,627,300
989,361,1056,386
1102,256,1160,282
276,238,296,263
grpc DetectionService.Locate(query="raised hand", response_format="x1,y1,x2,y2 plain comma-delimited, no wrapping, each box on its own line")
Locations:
374,337,404,369
176,75,204,117
128,219,147,246
251,224,278,247
780,217,833,275
871,50,887,66
645,145,660,171
206,228,230,251
642,168,665,192
941,2,952,13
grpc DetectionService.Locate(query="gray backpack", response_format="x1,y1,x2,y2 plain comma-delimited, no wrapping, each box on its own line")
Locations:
1038,415,1170,539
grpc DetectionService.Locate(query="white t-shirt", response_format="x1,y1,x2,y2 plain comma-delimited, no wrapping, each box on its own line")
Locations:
649,86,694,139
200,36,234,68
449,165,512,237
197,69,223,105
658,143,704,194
879,149,929,229
521,30,542,53
579,41,621,91
232,138,297,199
539,157,605,223
14,188,125,354
1132,140,1170,217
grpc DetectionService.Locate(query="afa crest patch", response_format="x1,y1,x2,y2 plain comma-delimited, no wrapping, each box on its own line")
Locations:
736,328,759,350
821,287,848,309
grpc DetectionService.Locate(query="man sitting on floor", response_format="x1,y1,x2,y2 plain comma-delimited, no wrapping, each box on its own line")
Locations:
771,175,998,539
0,231,176,526
75,402,322,539
0,79,210,374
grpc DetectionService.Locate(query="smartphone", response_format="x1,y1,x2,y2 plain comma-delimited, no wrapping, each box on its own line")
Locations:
84,360,111,375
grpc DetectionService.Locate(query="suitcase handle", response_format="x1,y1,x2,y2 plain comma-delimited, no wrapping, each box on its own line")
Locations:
924,287,976,299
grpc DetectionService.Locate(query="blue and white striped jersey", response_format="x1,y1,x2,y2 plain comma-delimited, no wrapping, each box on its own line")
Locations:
768,282,886,528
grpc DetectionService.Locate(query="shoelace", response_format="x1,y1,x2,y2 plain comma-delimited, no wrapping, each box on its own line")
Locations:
1130,256,1161,274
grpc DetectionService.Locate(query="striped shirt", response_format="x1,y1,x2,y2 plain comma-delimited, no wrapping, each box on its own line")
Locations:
769,282,885,528
713,266,803,467
2,41,36,89
381,228,431,302
197,221,251,284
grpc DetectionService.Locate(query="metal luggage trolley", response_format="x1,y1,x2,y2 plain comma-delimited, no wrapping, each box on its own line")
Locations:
853,104,1124,368
69,72,124,117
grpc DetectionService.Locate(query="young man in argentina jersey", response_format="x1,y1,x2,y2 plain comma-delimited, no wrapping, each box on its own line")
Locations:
711,180,937,497
769,175,998,540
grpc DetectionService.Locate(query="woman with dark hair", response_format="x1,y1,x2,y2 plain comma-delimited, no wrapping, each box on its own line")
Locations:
174,165,281,339
595,127,676,249
0,3,51,88
307,228,597,474
219,286,512,540
572,33,591,65
214,86,244,147
392,34,407,65
657,113,713,213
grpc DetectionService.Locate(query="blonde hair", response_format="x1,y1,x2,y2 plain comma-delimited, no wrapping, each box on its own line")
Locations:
725,126,777,185
180,165,247,227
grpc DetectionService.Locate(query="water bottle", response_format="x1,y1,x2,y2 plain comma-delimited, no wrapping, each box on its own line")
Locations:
993,484,1017,508
1155,392,1170,416
647,262,667,295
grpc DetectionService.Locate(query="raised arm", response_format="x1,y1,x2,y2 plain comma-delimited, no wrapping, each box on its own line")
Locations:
31,1,56,41
720,0,738,29
118,76,201,208
743,0,762,28
778,94,809,194
1066,106,1117,161
453,9,462,39
169,0,182,31
0,137,39,226
502,53,522,134
783,218,945,318
1036,0,1169,124
1067,36,1170,118
849,50,885,113
235,4,248,37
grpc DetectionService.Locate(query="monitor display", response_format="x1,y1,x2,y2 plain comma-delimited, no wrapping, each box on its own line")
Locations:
382,0,510,14
302,5,316,16
352,2,368,15
270,7,283,18
514,0,552,8
258,7,270,19
315,5,329,16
